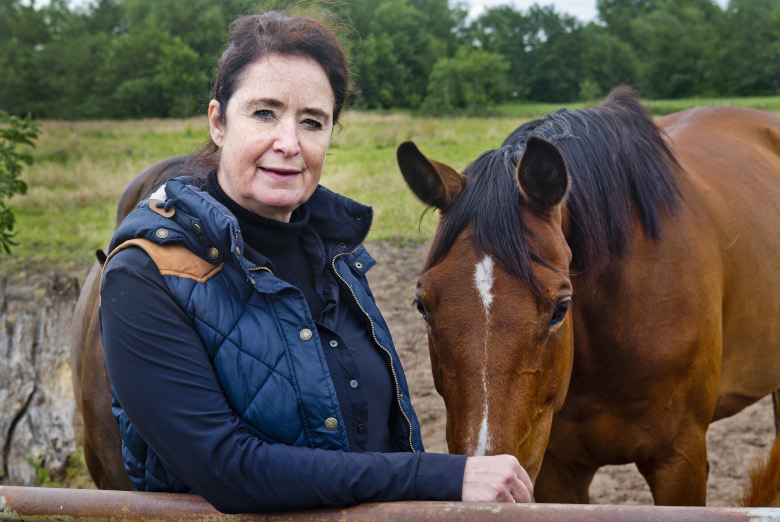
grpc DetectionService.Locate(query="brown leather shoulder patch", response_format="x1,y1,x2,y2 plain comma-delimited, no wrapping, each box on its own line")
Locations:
149,199,175,218
106,238,223,283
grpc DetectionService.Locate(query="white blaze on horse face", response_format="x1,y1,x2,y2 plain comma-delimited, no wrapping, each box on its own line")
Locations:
473,255,495,456
474,256,495,311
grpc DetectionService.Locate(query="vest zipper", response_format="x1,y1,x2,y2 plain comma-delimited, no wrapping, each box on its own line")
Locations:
331,244,416,453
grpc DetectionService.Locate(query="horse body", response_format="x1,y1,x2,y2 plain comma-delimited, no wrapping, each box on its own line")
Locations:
663,107,780,419
398,88,780,505
70,154,201,490
548,107,780,504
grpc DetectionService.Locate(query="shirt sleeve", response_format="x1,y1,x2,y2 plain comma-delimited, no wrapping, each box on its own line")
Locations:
100,246,466,513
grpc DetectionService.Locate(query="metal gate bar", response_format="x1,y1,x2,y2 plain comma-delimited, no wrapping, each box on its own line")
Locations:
2,485,780,521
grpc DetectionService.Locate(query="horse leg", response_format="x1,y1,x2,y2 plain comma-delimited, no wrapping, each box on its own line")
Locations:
71,261,132,490
635,427,708,506
772,389,780,438
80,353,133,491
534,449,596,503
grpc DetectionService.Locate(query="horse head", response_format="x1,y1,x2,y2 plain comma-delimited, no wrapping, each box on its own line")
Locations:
397,138,575,481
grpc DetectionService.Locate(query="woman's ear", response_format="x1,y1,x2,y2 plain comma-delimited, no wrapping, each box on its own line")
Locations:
208,100,224,148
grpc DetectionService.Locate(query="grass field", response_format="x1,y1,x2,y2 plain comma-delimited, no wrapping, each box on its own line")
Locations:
4,94,780,278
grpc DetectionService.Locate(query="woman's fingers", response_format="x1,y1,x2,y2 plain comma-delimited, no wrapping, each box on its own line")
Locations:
461,455,533,503
512,459,534,502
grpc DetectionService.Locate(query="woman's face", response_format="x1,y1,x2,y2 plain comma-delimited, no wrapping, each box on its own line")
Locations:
208,54,335,222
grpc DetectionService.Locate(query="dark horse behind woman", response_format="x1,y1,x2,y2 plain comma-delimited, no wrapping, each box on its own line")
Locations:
396,85,780,505
69,155,207,490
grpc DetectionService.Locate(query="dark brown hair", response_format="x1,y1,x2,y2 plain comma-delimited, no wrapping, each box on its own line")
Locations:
197,10,350,169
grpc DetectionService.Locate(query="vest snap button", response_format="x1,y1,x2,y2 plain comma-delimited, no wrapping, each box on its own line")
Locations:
207,247,219,259
338,242,347,248
325,417,338,430
193,223,202,235
155,228,169,239
355,262,363,269
299,328,313,341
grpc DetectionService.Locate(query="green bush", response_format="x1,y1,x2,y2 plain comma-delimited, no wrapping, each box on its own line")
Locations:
422,47,509,115
0,110,39,254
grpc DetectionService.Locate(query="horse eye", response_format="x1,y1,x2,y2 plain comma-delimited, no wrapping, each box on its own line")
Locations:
413,298,429,324
550,297,571,327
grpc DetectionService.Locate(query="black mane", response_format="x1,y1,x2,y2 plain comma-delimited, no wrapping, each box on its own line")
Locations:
425,86,682,291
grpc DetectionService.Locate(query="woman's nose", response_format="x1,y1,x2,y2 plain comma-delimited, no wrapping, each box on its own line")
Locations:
272,119,301,156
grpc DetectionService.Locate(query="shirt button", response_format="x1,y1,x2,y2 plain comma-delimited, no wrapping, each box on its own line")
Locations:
325,417,338,430
329,340,339,348
349,379,359,389
357,423,366,433
300,328,313,341
323,287,331,295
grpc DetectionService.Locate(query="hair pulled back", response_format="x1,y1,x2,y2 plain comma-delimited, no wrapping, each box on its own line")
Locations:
197,10,350,170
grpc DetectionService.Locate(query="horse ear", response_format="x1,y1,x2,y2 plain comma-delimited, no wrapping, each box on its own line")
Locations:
516,136,569,210
397,141,465,211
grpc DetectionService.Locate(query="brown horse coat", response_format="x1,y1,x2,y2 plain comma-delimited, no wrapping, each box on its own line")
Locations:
398,87,780,505
69,154,201,490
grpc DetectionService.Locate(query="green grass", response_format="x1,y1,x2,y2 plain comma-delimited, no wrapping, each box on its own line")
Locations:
496,94,780,118
4,95,780,277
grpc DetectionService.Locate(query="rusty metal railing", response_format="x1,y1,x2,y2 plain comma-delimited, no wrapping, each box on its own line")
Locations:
2,486,780,520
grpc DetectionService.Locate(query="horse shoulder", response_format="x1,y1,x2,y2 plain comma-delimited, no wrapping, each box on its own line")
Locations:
114,154,197,229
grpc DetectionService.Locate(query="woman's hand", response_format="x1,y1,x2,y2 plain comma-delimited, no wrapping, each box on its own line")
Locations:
461,455,533,503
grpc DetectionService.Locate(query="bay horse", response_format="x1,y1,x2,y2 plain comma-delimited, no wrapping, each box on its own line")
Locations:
69,154,205,490
397,85,780,505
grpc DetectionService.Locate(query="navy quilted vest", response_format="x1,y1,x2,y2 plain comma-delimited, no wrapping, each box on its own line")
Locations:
104,177,424,491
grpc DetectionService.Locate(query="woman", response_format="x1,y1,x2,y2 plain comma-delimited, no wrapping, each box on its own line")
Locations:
99,10,532,513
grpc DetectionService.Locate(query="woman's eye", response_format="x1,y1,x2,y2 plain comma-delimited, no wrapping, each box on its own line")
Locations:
550,297,571,328
413,298,429,324
254,109,273,119
302,118,323,130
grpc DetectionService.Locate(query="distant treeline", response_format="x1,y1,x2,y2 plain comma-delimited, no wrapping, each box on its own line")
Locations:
1,0,778,119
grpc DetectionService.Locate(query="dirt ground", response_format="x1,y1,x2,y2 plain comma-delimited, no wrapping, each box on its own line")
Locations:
364,239,777,507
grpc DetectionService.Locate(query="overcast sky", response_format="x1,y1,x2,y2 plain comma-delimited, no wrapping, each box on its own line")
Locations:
466,0,731,22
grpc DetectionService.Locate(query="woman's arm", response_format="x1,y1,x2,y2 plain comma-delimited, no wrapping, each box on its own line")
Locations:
100,246,467,513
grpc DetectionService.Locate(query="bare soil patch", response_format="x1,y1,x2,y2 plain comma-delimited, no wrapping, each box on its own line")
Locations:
365,240,776,506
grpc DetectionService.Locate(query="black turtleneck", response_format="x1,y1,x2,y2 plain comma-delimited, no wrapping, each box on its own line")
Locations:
205,172,327,319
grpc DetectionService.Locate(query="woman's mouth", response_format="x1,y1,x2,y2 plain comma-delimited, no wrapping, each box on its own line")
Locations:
260,167,300,178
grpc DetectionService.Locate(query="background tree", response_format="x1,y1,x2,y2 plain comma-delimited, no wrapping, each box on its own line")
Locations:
712,0,780,95
0,111,39,253
577,24,638,99
469,6,534,99
0,0,778,118
422,47,509,114
629,0,722,98
354,0,462,108
521,5,586,102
